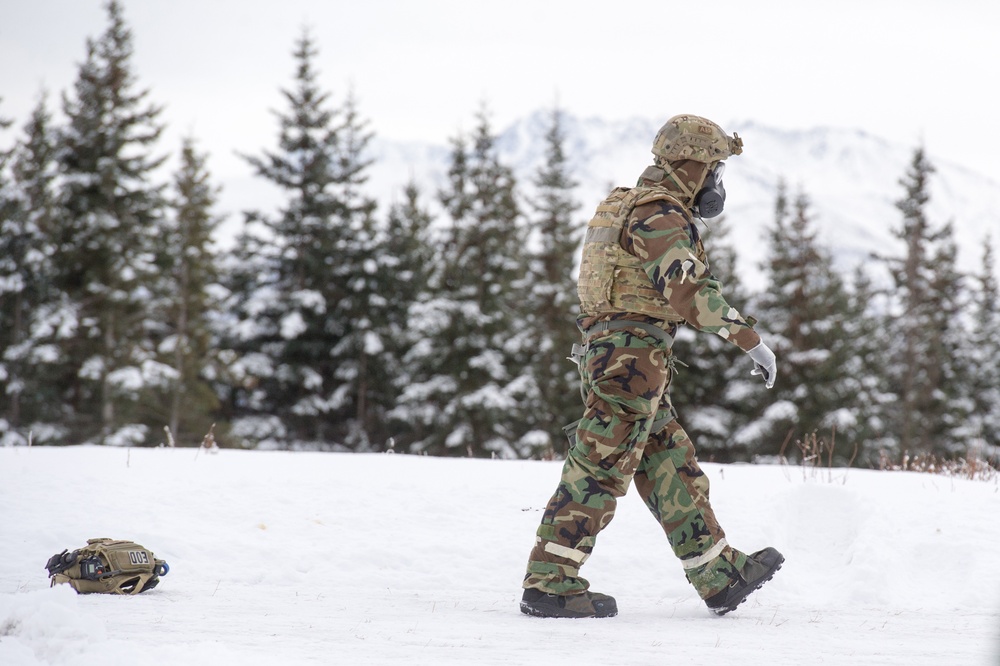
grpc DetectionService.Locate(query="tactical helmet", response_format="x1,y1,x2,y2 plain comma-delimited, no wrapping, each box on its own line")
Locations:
651,114,743,164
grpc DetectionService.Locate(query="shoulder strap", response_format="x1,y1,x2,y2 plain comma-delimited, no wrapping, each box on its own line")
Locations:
634,186,685,209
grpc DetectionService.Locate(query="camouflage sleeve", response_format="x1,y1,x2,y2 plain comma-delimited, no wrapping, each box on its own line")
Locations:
624,199,761,351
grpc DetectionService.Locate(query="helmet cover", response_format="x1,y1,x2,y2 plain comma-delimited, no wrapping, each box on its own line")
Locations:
652,114,743,164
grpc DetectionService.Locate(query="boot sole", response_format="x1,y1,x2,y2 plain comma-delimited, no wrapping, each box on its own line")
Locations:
520,601,618,619
710,554,784,616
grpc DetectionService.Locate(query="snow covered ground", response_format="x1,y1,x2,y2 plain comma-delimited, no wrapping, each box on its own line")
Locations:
1,446,998,665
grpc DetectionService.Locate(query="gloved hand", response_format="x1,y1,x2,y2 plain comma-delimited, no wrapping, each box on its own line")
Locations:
747,341,776,389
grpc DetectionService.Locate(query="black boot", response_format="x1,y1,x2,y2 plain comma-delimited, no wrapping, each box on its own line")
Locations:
705,547,784,615
520,588,618,618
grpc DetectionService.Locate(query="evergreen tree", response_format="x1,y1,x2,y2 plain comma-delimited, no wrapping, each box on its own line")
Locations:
53,0,167,445
965,238,1000,453
747,183,852,459
228,30,378,449
924,222,969,453
399,107,530,457
0,95,62,443
328,88,384,449
380,182,436,450
523,107,582,457
671,214,753,462
152,137,224,445
215,222,278,442
882,148,967,456
0,100,20,442
839,266,895,465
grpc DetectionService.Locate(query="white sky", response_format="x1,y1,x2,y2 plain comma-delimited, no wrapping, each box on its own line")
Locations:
2,0,999,191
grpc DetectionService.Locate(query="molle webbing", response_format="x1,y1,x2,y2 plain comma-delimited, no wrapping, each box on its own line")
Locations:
46,538,168,595
577,186,690,323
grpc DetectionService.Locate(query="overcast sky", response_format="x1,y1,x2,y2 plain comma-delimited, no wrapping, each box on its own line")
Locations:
3,0,999,193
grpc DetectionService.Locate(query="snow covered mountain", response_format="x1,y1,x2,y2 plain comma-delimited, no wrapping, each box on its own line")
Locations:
361,112,1000,292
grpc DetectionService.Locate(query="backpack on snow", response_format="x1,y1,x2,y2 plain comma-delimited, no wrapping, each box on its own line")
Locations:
45,538,169,595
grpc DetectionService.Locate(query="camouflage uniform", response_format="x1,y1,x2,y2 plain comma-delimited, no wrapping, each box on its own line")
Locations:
524,116,763,602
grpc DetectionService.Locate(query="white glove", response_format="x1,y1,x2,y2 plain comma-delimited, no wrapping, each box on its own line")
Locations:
747,341,776,389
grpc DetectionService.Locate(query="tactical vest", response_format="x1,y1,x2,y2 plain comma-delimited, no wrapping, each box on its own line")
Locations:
578,186,707,322
45,538,169,595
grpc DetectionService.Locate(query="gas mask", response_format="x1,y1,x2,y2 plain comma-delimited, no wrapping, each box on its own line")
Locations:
692,162,726,219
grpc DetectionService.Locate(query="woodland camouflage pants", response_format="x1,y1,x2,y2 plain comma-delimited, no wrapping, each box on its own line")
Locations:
523,326,748,600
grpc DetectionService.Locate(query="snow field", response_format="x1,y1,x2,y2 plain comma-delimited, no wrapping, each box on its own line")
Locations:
1,446,998,665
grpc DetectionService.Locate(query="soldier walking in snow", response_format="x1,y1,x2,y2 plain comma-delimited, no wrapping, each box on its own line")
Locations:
521,114,783,618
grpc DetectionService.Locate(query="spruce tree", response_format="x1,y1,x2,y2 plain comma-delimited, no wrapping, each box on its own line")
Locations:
229,30,378,449
399,108,530,457
153,137,224,445
54,0,167,445
327,88,383,449
748,184,852,460
839,266,895,465
0,103,15,343
0,95,62,442
965,238,1000,453
0,100,20,441
524,107,582,457
380,182,436,450
924,222,968,453
215,222,278,442
882,148,966,456
886,147,934,454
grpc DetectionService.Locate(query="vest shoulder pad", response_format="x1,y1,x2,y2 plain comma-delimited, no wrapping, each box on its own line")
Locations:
633,187,684,209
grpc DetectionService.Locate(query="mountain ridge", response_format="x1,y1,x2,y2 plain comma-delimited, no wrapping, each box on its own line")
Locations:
371,110,1000,288
222,112,1000,292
